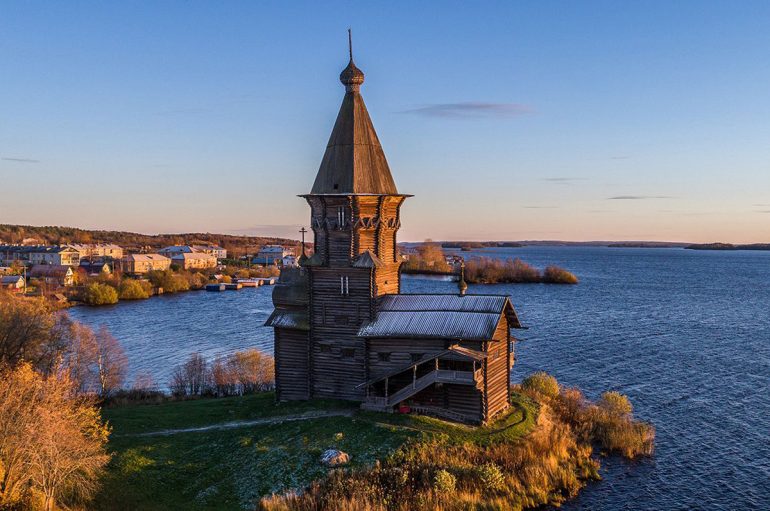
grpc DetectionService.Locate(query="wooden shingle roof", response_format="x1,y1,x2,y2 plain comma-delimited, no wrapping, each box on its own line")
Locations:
309,58,399,195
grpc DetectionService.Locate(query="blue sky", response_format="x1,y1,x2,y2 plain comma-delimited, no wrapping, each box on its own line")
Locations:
2,1,770,242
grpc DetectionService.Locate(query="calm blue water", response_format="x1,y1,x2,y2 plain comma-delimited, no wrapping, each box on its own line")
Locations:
69,246,770,510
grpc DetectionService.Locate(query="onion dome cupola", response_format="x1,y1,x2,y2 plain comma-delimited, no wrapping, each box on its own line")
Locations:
309,30,399,196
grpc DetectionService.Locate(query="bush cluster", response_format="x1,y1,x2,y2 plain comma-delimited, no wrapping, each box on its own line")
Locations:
117,279,152,300
82,282,118,305
464,257,579,285
169,350,275,397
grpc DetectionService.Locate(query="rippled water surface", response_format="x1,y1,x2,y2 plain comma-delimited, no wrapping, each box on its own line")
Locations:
70,247,770,510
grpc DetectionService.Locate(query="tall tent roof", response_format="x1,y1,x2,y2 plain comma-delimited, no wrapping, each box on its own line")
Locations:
309,49,399,195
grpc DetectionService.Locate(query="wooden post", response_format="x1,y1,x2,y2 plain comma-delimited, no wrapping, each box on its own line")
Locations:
385,377,389,398
413,364,417,389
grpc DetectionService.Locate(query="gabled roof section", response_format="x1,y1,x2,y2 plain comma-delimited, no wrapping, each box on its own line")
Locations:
309,57,399,195
352,250,383,268
358,293,523,341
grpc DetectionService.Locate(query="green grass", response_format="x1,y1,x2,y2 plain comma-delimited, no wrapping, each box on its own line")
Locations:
103,393,356,435
94,392,537,511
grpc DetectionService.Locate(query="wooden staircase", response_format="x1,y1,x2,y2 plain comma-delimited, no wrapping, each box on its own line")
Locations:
361,369,481,412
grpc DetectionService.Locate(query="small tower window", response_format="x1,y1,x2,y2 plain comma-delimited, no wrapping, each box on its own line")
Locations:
320,344,332,354
342,348,355,358
378,352,391,362
336,206,346,228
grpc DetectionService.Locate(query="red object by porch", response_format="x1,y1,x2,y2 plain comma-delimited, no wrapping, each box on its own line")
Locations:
398,404,411,414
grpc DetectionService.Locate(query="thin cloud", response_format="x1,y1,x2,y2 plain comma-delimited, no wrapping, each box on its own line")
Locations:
608,195,674,200
752,203,770,207
523,206,558,209
2,157,39,163
403,102,532,119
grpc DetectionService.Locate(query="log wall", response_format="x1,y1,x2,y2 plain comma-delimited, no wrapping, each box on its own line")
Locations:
275,328,310,401
483,316,512,421
309,266,373,400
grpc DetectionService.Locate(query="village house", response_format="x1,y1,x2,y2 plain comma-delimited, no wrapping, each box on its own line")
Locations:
120,254,171,274
266,50,523,424
192,245,227,259
29,265,75,287
160,245,227,260
282,254,298,267
29,246,81,266
255,245,293,266
79,260,112,276
0,245,80,267
68,243,123,260
170,252,217,270
1,275,25,292
158,245,195,256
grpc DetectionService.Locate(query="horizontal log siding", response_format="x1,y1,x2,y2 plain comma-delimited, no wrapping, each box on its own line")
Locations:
352,196,379,255
374,264,400,297
379,196,404,264
310,267,373,400
306,196,328,263
446,384,483,422
483,316,511,422
275,328,310,401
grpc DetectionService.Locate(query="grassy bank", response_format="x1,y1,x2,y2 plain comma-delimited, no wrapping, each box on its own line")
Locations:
96,380,652,511
94,393,536,511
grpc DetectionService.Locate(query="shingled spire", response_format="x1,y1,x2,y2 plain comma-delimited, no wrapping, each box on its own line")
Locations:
310,32,398,195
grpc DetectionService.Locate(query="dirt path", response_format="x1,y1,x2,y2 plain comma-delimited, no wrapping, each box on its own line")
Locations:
117,410,355,438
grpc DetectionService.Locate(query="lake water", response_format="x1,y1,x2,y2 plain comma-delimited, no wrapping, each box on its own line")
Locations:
69,246,770,510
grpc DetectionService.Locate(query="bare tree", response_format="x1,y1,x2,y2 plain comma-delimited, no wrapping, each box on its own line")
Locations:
170,353,210,396
94,326,127,398
64,323,127,398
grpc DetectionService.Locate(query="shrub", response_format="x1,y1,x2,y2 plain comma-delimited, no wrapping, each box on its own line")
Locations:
433,469,456,495
599,391,632,417
83,282,118,306
464,257,541,284
477,463,506,492
187,272,208,290
147,270,190,293
542,265,579,284
521,371,560,399
117,279,151,300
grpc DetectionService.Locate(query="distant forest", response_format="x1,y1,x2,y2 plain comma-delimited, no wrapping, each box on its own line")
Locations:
685,242,770,251
0,224,302,258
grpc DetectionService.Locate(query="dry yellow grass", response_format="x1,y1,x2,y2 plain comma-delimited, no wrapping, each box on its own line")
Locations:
260,374,653,511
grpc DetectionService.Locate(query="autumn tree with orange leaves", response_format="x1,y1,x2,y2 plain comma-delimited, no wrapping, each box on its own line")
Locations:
0,363,110,510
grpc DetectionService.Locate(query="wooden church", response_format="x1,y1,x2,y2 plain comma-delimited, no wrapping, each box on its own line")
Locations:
266,41,523,424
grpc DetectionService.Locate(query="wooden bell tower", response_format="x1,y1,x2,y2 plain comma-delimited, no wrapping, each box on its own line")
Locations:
300,34,410,399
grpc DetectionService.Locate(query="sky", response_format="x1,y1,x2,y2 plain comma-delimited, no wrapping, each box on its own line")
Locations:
2,1,770,243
